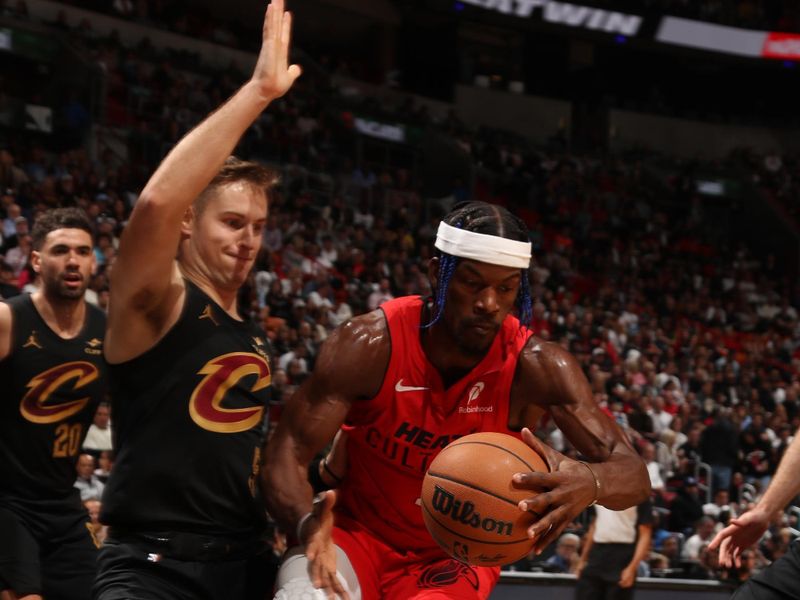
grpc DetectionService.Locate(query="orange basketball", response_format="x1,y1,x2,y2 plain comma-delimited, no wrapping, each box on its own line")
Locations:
420,432,549,567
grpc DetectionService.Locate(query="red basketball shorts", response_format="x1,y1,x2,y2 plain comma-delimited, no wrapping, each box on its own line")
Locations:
332,515,500,600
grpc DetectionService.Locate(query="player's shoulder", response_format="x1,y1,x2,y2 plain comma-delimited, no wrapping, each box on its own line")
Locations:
519,335,579,370
0,299,12,325
333,308,388,345
2,292,29,311
85,300,108,322
312,309,390,396
318,309,389,368
516,335,585,394
0,299,14,360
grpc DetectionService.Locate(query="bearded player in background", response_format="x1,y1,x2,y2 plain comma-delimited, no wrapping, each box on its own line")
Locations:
0,208,106,600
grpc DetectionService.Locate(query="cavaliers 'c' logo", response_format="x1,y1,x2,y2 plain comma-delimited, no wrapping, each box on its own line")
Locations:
189,352,270,434
20,362,99,424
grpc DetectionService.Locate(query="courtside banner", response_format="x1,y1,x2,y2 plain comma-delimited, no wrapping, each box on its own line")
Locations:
353,117,406,143
0,28,11,52
762,32,800,60
656,16,800,61
458,0,644,36
656,17,765,57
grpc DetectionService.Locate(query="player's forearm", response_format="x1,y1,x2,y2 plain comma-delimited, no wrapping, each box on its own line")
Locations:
139,81,273,215
627,525,652,572
755,430,800,515
589,449,650,510
578,521,595,562
262,439,316,532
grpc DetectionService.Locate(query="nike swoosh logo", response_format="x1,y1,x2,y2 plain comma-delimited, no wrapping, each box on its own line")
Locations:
395,379,429,393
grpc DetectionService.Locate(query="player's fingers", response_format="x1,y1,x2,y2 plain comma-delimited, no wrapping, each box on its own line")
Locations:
531,507,568,553
262,2,271,35
732,546,742,569
718,536,732,568
269,0,282,48
708,524,734,550
264,2,276,40
327,568,350,600
288,64,303,83
513,471,557,491
521,427,558,470
517,489,551,518
281,10,292,51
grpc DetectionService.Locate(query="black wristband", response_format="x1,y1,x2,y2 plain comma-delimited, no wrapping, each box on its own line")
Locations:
308,456,332,494
322,458,343,485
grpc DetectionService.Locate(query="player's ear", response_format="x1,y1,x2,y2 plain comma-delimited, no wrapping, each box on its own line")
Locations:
30,250,42,274
180,206,195,236
427,257,440,291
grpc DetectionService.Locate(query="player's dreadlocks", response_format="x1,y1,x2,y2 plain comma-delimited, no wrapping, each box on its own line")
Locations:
424,201,533,328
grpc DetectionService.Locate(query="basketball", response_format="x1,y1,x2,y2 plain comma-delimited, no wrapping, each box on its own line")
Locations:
420,432,549,567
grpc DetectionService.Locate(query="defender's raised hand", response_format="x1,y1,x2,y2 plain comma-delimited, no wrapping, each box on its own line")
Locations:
253,0,302,102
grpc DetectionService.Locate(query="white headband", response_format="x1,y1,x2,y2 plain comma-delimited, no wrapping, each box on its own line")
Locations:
434,221,531,269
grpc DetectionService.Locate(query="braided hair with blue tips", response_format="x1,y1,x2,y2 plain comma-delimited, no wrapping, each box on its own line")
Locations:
423,201,533,328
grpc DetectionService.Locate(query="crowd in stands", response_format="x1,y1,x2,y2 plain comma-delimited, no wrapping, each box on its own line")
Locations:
2,0,800,590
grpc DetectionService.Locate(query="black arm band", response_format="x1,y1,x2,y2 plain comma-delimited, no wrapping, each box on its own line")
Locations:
308,456,332,494
322,458,343,485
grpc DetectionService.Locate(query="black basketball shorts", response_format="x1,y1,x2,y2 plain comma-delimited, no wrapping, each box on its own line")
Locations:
0,491,98,600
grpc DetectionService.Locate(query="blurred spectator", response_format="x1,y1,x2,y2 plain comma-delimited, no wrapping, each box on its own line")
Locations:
0,262,20,299
94,450,114,483
650,533,683,573
682,516,717,560
703,488,737,522
83,498,108,545
700,409,740,494
641,441,666,494
82,402,113,453
2,203,23,239
0,147,29,191
367,278,394,311
544,533,582,574
74,453,104,501
5,232,31,278
669,477,706,534
683,542,723,580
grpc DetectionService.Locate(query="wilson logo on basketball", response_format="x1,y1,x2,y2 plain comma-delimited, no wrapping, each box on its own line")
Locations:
189,352,270,434
431,485,513,536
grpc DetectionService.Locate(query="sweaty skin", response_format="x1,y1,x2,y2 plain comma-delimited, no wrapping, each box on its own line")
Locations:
264,258,650,597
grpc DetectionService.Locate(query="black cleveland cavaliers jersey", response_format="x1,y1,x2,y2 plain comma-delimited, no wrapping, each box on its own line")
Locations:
0,295,107,499
101,280,272,536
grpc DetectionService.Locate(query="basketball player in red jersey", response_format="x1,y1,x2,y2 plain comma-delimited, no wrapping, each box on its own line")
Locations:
264,201,650,600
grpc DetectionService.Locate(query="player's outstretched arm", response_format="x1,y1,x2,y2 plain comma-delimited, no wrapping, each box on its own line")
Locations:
0,302,11,361
708,427,800,568
263,311,389,597
108,0,300,345
512,340,650,552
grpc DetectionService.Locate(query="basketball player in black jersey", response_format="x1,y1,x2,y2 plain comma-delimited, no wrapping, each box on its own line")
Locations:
92,2,301,599
0,208,107,600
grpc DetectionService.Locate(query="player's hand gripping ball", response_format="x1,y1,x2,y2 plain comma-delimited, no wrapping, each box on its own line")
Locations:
421,432,548,566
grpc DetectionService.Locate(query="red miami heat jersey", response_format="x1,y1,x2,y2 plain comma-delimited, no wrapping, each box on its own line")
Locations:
336,296,532,553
